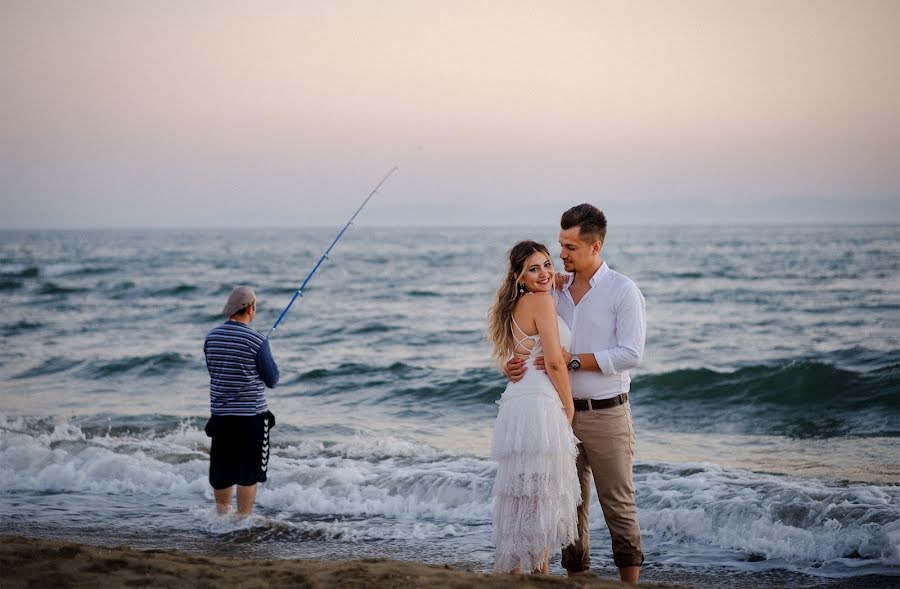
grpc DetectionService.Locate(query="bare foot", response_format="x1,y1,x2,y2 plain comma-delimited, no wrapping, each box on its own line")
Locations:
619,566,640,584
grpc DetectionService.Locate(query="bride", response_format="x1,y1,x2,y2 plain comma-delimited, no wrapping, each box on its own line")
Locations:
487,240,580,574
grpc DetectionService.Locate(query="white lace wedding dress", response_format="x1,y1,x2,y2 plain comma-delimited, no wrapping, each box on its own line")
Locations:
491,315,580,572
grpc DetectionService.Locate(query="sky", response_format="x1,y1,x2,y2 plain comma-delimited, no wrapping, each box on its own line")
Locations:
1,0,898,228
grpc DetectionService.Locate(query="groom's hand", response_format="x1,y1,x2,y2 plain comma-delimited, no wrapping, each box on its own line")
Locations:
505,357,526,383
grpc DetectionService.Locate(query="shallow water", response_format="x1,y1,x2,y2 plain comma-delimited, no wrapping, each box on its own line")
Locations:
1,225,898,587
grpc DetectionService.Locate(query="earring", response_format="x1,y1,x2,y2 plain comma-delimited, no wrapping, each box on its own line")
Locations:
517,283,526,296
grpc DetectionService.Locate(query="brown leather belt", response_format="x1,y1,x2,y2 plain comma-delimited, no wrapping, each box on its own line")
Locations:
573,394,628,411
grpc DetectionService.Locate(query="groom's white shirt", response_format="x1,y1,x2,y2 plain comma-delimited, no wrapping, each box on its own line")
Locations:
554,261,646,400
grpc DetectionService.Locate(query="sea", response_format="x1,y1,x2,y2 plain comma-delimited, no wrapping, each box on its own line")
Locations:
1,225,898,588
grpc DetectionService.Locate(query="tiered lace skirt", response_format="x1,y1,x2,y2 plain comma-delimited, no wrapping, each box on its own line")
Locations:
491,367,580,572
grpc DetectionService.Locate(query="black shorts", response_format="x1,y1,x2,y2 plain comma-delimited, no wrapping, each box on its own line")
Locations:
205,411,275,489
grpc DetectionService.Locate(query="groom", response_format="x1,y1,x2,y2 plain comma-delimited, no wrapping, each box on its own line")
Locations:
506,204,646,583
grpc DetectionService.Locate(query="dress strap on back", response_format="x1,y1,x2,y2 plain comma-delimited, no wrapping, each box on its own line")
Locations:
511,316,540,355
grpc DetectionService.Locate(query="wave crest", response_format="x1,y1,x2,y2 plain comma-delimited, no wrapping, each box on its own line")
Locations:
634,357,899,438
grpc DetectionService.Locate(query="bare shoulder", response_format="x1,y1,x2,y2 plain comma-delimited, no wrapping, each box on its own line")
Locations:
520,291,553,303
520,292,556,314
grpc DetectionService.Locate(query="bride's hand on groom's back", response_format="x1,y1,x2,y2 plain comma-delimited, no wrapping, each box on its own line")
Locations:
555,273,568,290
505,357,527,383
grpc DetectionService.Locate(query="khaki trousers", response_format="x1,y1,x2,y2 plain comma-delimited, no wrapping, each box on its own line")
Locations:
561,402,644,571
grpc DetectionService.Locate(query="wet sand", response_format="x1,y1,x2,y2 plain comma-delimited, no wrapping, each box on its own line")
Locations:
1,535,682,588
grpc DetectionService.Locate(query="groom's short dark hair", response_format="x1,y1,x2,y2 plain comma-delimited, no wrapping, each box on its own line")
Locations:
561,203,607,244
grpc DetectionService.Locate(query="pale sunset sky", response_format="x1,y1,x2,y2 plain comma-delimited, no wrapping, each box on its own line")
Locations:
1,0,898,227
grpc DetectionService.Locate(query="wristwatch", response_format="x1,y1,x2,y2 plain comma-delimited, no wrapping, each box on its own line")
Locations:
567,354,581,371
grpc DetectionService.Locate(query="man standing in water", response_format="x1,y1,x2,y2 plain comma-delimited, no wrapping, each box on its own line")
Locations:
506,204,646,582
204,286,279,517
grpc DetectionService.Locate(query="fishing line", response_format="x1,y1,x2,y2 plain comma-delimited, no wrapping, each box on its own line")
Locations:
266,166,398,339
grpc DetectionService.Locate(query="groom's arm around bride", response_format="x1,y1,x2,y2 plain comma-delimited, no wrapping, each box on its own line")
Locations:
505,204,646,584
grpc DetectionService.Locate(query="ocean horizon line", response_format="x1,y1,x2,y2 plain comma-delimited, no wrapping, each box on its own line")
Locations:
2,220,899,232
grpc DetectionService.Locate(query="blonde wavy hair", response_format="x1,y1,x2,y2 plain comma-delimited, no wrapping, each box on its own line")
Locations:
487,240,551,371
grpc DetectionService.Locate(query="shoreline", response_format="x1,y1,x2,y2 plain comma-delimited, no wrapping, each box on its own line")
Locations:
0,535,680,589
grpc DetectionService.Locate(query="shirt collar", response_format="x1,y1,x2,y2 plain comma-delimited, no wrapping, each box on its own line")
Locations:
589,261,610,285
561,261,608,292
563,262,609,290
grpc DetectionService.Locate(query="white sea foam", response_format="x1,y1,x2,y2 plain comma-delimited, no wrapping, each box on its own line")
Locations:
1,415,898,575
0,416,209,496
41,263,89,277
259,441,494,523
185,501,467,544
635,461,900,571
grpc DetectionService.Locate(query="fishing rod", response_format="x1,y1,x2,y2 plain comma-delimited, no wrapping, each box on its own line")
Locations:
266,166,398,339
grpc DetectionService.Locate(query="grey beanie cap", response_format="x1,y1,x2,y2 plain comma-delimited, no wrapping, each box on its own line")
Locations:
222,286,256,316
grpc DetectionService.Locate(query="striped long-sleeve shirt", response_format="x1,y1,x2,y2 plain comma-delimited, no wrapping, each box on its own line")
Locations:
204,321,279,416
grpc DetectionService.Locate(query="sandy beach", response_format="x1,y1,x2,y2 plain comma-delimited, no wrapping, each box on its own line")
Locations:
1,535,681,589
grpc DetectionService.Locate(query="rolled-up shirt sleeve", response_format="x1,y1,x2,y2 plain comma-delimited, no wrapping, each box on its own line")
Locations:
255,339,280,388
593,283,646,375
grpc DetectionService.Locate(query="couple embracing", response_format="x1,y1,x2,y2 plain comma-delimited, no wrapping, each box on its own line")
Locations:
487,203,646,583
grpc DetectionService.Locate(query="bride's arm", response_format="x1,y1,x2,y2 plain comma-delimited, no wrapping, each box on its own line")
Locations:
530,293,574,423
